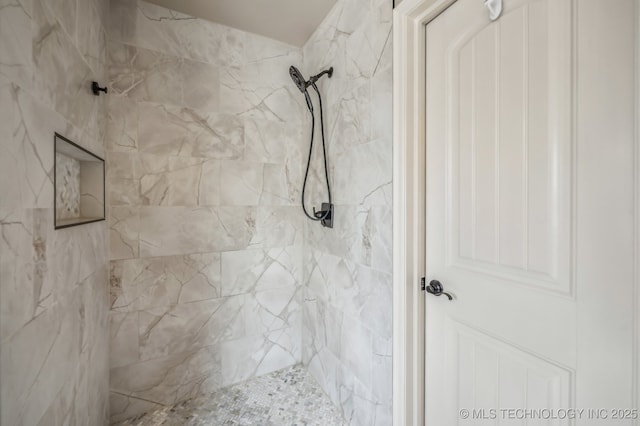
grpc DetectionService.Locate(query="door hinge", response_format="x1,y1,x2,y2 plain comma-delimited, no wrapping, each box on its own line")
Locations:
421,277,426,291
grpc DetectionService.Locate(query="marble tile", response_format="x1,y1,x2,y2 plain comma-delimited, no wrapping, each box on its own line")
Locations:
109,206,140,260
0,0,33,89
219,329,301,386
220,65,305,123
1,287,80,426
32,0,97,132
303,296,343,359
109,0,300,69
10,85,67,209
112,365,345,426
249,206,303,249
105,95,138,152
139,155,216,206
244,286,301,337
182,59,219,112
108,152,141,206
76,0,107,76
305,346,343,409
219,161,263,205
107,0,137,45
110,252,222,311
43,0,76,42
138,206,256,257
75,269,110,425
371,66,392,140
137,102,244,159
220,247,301,296
137,297,242,361
333,138,391,206
110,311,140,368
328,82,371,154
371,0,393,77
110,392,165,425
110,345,224,408
1,0,110,423
355,205,392,272
306,205,393,273
0,77,19,207
372,334,392,405
108,43,183,105
0,208,36,342
301,0,393,423
337,363,377,426
244,118,303,166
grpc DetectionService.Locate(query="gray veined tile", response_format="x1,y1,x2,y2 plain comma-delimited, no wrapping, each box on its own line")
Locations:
220,247,301,296
109,206,139,260
0,0,33,90
371,66,392,142
219,66,305,124
1,290,81,426
109,392,164,425
139,155,214,206
0,77,20,207
42,0,76,42
32,0,96,132
219,330,299,386
333,138,391,207
10,85,67,209
138,206,256,257
243,117,303,165
110,311,140,369
137,102,244,159
328,82,371,155
181,59,219,112
105,95,138,152
243,286,301,337
110,253,222,312
137,298,232,360
219,161,263,206
249,206,303,249
0,208,35,342
108,43,183,105
109,345,224,408
77,0,107,76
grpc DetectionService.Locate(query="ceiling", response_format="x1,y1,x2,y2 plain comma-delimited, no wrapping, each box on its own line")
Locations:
145,0,338,47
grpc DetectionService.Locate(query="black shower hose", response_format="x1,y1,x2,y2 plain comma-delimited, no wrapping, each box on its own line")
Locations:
301,82,332,222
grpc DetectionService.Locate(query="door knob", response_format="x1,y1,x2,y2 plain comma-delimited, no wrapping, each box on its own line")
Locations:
426,280,453,300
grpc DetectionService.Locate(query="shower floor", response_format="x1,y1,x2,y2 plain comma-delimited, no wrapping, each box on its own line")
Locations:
114,365,346,426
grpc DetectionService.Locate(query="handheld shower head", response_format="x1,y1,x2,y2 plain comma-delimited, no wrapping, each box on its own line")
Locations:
289,65,334,112
289,66,308,93
289,66,314,111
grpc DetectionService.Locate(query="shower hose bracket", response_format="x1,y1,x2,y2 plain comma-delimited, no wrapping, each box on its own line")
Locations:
314,203,333,228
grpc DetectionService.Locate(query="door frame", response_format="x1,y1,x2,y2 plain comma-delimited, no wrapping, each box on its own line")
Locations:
391,0,640,424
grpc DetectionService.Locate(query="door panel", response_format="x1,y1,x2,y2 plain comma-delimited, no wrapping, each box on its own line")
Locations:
424,0,637,424
448,0,572,294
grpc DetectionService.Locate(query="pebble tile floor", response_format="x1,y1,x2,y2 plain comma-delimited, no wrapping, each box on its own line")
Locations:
114,365,347,426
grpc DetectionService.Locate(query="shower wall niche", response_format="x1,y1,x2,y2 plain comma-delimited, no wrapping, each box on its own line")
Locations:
54,133,105,229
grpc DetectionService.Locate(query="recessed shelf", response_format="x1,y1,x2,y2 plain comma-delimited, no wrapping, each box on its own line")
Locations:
54,133,105,230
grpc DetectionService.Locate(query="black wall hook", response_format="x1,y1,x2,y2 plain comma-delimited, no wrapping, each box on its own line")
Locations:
91,81,108,96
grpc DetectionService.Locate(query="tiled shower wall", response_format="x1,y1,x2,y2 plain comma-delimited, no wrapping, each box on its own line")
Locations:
0,0,110,424
105,1,308,421
301,0,393,424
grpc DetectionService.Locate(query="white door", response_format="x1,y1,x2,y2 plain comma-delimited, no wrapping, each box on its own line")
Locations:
424,0,637,424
